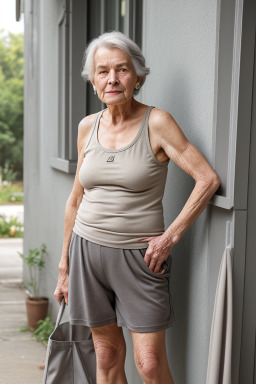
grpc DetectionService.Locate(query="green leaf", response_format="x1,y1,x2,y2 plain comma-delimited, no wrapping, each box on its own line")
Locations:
32,316,55,343
19,326,29,332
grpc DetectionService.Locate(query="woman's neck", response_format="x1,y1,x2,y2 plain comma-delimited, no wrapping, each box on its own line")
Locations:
105,98,140,125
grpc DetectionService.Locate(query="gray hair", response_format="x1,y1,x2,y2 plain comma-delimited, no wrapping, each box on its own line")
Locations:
81,31,150,95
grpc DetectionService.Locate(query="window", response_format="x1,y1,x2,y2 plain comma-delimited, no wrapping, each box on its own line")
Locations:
51,0,143,174
210,0,244,209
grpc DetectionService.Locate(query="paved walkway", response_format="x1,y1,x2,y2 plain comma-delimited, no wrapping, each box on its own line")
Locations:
0,238,47,384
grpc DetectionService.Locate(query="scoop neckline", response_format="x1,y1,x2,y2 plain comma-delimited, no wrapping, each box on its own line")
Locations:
95,107,149,153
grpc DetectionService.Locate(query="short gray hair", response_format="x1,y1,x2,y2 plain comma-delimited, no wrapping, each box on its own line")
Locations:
81,31,150,95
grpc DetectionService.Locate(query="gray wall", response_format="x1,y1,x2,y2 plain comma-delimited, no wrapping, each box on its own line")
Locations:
23,0,251,383
140,1,218,383
23,0,75,316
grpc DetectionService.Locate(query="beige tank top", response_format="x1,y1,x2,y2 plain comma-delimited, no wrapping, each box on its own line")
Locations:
73,106,170,249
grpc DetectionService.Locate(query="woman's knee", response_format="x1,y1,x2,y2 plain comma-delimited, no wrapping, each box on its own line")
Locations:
91,324,126,372
134,344,161,380
94,338,125,371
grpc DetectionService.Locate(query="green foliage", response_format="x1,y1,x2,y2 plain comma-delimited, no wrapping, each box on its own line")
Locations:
18,243,48,297
0,214,23,238
20,318,55,346
0,181,23,203
0,30,24,181
19,325,29,332
0,160,18,183
0,181,23,204
33,316,55,346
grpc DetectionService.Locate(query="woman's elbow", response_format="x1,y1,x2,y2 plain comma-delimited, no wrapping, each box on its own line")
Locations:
209,171,221,193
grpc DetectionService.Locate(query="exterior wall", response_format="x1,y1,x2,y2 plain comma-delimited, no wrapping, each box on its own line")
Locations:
23,0,254,383
141,1,218,383
23,0,75,319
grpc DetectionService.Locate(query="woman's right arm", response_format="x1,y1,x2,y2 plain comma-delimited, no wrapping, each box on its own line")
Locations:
54,114,97,305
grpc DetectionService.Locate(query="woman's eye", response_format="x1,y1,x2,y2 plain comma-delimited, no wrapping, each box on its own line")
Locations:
120,68,127,72
99,71,107,74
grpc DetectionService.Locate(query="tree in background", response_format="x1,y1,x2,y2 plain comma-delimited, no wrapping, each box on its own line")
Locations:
0,30,23,181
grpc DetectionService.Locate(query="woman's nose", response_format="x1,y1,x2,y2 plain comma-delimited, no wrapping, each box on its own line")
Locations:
108,70,119,85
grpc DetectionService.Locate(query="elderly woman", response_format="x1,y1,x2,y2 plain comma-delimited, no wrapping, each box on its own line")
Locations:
54,31,220,384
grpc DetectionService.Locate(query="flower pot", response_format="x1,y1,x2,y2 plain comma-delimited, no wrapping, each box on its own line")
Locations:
26,297,49,331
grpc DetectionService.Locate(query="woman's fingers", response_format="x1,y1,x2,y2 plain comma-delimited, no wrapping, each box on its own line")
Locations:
147,258,168,274
53,270,69,304
159,261,168,274
64,293,68,305
54,284,68,305
54,290,62,305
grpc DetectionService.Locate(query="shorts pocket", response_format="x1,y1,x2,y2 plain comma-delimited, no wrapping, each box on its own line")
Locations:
138,248,171,279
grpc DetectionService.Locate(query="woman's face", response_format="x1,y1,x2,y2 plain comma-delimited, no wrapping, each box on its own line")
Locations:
91,47,140,106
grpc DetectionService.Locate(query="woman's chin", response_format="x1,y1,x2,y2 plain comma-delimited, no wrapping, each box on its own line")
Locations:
102,95,133,106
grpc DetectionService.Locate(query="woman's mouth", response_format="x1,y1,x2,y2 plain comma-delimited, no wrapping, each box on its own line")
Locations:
106,91,122,94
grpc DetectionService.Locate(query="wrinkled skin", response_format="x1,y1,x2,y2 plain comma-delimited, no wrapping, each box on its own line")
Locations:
54,266,69,305
138,232,174,274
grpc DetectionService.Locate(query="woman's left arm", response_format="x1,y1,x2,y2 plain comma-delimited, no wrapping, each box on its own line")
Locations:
140,109,221,273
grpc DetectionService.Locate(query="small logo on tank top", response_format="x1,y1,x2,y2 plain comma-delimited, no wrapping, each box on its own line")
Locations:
107,155,115,162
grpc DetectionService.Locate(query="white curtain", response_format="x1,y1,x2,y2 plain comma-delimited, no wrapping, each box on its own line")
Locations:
206,245,233,384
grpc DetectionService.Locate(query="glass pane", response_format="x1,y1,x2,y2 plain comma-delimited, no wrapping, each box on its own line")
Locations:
105,0,117,32
87,85,103,114
119,0,125,33
88,0,101,40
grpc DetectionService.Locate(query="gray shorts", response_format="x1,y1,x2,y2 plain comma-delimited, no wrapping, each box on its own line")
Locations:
68,231,176,332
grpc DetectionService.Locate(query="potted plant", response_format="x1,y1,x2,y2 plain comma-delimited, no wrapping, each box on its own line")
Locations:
18,243,49,331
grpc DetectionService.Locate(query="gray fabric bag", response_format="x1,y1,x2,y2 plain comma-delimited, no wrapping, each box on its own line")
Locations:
42,298,96,384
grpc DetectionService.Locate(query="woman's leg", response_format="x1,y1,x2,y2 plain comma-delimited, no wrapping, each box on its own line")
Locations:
130,329,174,384
91,322,127,384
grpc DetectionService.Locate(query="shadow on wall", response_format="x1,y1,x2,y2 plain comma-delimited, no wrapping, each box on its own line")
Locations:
163,153,210,383
164,161,192,384
153,59,214,382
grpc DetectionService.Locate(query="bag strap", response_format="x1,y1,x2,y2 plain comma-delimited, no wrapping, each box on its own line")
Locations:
54,297,66,330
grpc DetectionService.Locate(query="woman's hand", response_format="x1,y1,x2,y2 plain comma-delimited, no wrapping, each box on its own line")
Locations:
138,233,173,274
54,264,69,305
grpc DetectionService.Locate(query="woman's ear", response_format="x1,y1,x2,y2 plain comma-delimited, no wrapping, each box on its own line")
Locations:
90,81,97,95
136,76,143,85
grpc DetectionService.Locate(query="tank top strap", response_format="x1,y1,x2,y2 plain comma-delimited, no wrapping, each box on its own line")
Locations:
145,105,155,119
83,109,105,154
140,105,155,138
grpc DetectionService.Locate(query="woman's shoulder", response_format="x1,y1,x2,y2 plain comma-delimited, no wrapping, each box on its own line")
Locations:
149,107,175,132
78,112,99,131
150,107,173,121
77,112,99,149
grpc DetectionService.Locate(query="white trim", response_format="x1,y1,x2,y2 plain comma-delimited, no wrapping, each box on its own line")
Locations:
50,158,77,174
211,0,244,209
